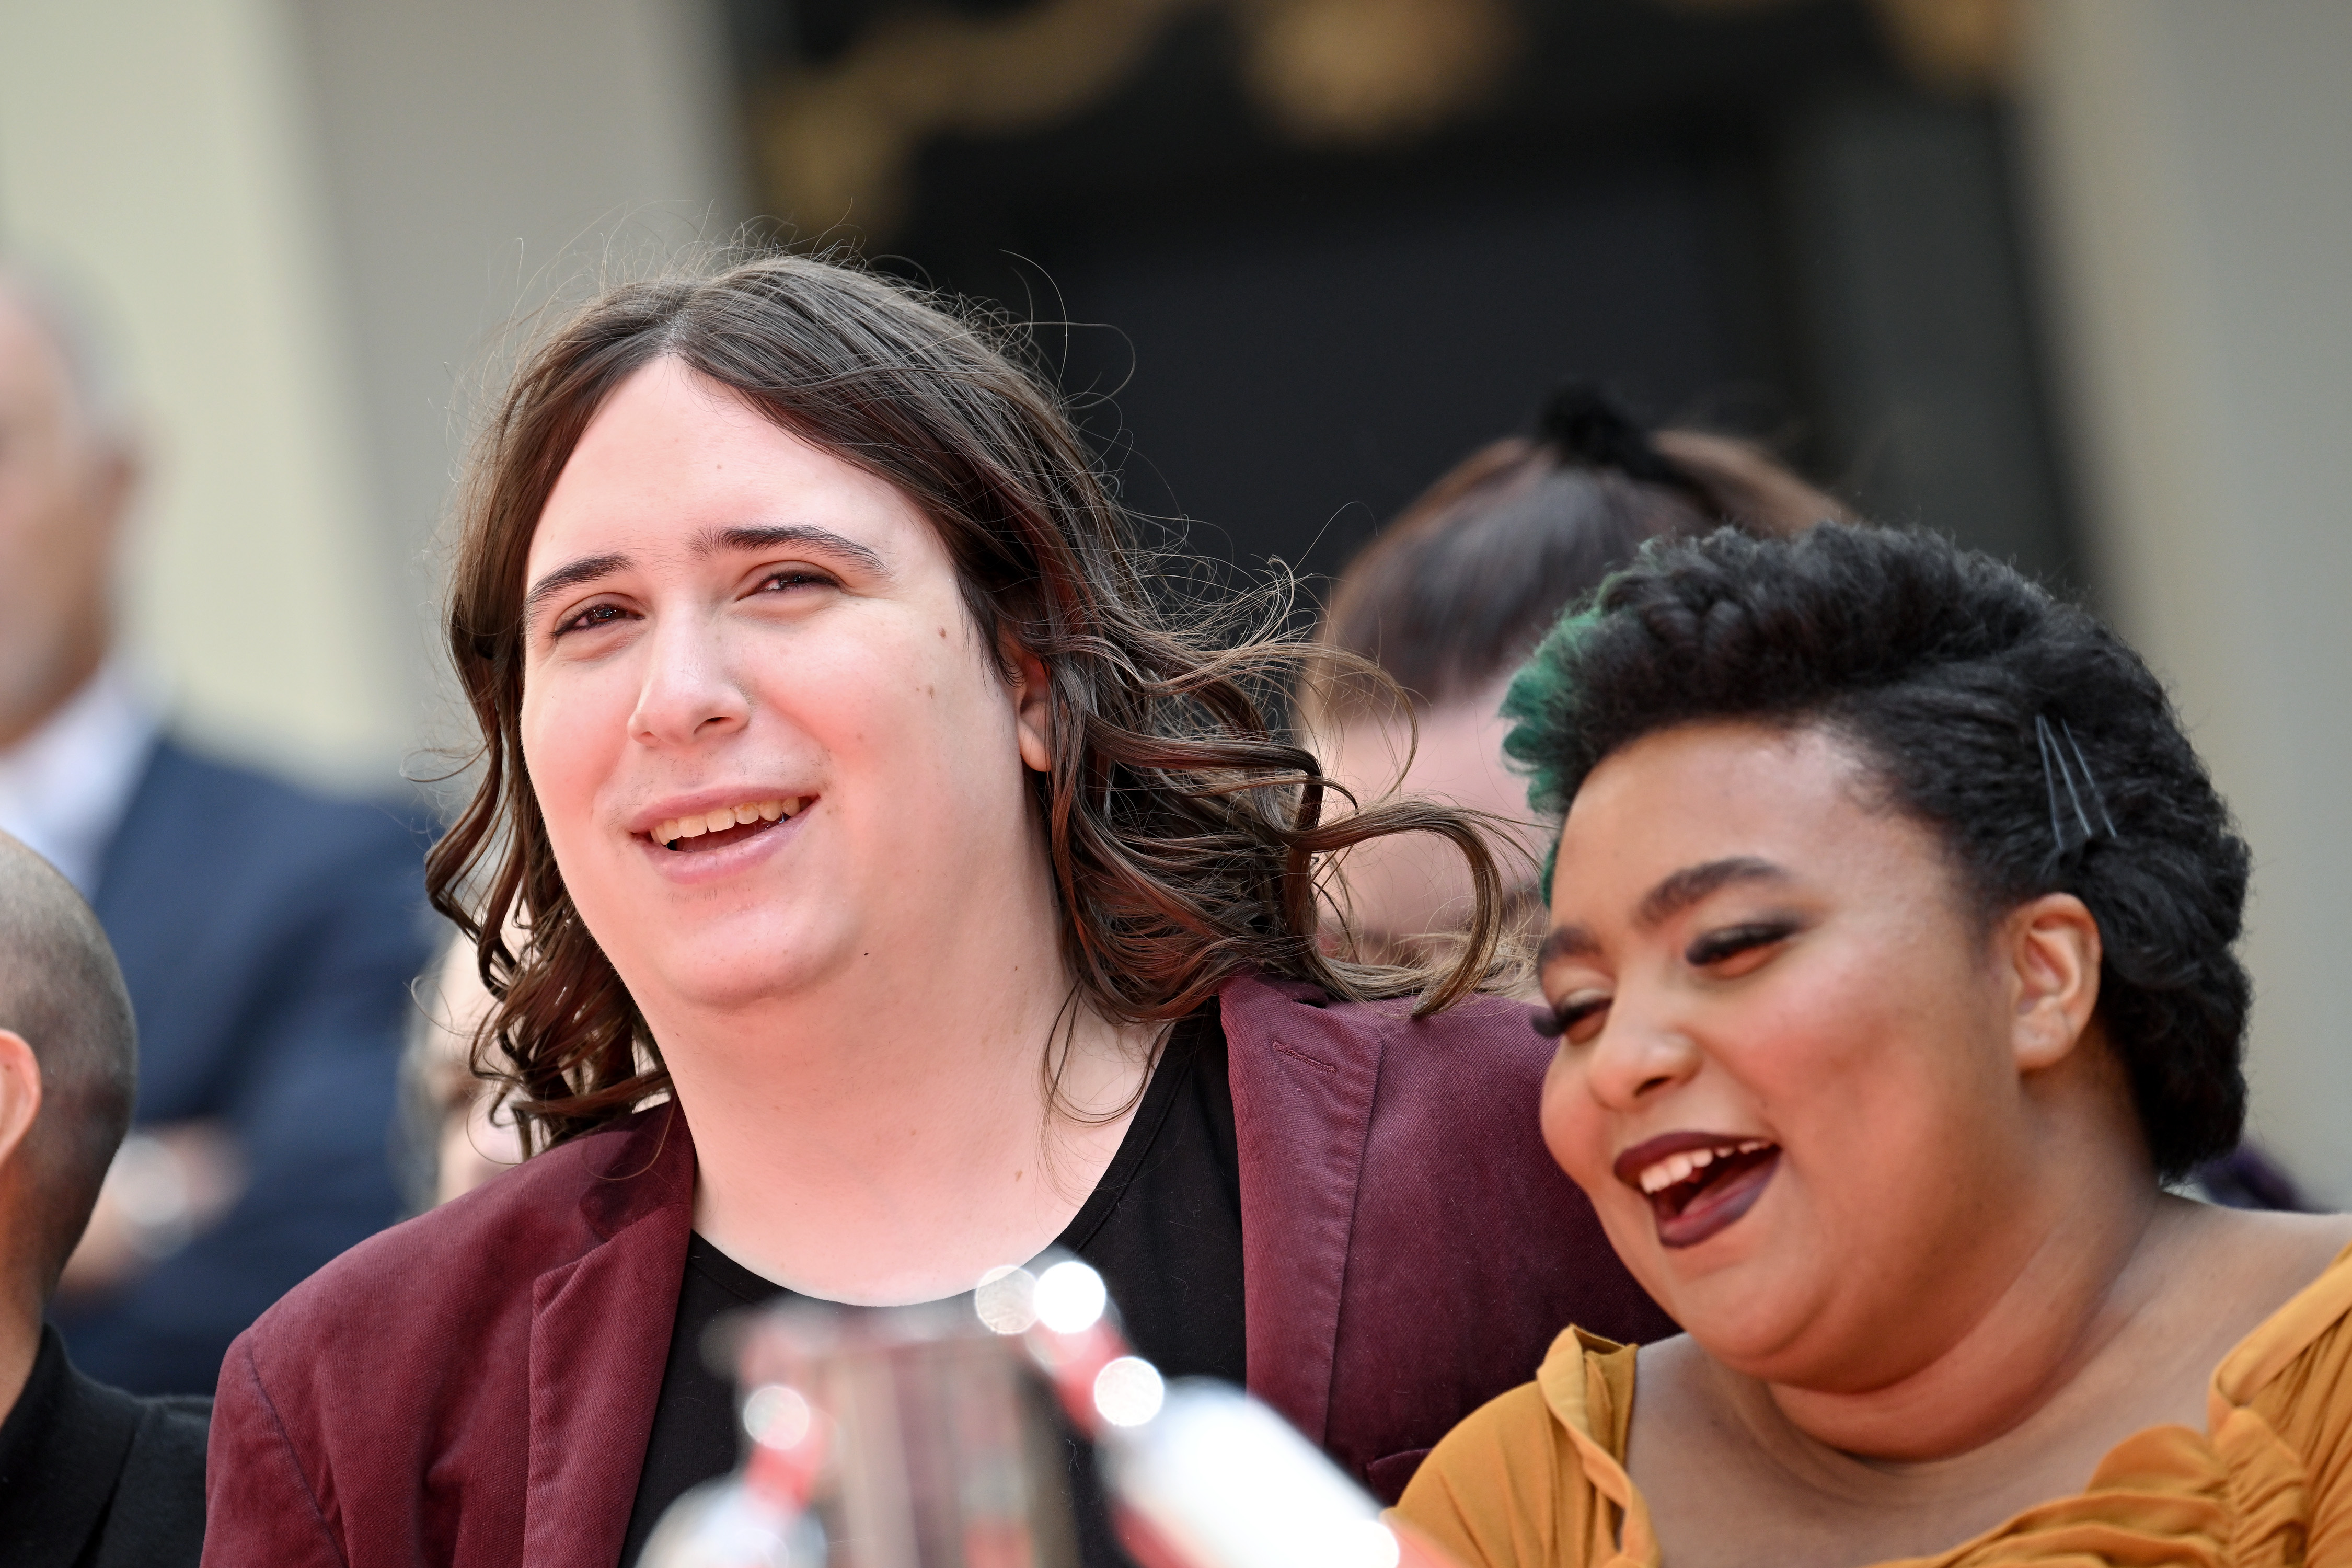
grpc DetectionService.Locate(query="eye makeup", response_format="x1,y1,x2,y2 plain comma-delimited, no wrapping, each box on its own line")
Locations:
1532,993,1610,1040
1684,917,1802,970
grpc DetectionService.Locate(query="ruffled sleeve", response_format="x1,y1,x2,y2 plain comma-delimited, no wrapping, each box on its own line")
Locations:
1394,1328,1647,1568
2220,1241,2352,1566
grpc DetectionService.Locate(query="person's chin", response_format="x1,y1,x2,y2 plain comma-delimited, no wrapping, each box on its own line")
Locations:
1674,1289,1818,1375
668,950,839,1014
1651,1240,1844,1371
618,907,849,1007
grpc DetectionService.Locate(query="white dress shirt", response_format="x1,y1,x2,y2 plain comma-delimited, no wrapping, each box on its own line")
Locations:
0,660,159,896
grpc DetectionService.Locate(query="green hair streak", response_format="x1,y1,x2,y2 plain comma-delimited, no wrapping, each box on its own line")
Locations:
1498,604,1606,894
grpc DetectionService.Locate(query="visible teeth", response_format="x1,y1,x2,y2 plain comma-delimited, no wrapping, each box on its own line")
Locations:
1638,1140,1772,1195
652,800,804,844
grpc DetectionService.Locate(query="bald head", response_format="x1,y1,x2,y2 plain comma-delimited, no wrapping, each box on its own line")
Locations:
0,263,135,748
0,832,135,1296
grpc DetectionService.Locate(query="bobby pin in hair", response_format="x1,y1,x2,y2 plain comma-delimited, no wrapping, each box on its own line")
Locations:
2037,714,2117,855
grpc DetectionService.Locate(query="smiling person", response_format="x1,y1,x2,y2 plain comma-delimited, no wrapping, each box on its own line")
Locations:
1396,524,2352,1568
200,254,1671,1568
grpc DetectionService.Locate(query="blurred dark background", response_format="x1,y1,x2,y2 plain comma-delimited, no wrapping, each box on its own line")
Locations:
721,0,2073,589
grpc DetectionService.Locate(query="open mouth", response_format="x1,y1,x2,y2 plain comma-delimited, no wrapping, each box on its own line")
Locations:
650,797,811,853
1615,1134,1781,1250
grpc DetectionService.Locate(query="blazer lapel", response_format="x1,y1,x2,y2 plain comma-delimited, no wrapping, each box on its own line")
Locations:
1219,974,1386,1447
525,1106,696,1564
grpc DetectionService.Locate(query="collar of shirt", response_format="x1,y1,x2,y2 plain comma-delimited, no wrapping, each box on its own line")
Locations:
0,660,158,897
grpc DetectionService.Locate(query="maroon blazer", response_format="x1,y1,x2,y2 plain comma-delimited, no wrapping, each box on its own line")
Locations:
203,974,1671,1565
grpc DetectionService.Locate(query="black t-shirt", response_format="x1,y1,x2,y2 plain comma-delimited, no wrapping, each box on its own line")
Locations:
619,1006,1243,1566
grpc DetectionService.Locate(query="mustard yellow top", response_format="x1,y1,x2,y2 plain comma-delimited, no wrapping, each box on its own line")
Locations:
1397,1244,2352,1568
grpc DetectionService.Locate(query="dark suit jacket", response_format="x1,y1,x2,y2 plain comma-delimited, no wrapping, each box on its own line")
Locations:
203,974,1673,1566
0,1326,209,1566
55,738,436,1397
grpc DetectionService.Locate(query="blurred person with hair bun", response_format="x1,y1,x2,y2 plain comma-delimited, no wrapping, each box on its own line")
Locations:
1305,385,1847,972
0,264,434,1398
202,251,1674,1568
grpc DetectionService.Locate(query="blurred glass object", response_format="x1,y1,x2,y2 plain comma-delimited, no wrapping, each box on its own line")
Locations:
1104,1387,1403,1568
649,1258,1460,1568
644,1296,1079,1568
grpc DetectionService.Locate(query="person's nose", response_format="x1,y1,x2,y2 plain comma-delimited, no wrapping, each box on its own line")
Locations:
628,612,750,748
1581,988,1703,1112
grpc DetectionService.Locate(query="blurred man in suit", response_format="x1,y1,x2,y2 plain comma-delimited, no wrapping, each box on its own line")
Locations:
0,264,434,1394
0,830,205,1566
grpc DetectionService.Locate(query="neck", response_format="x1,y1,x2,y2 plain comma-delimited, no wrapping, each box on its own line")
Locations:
1756,1072,2162,1461
0,1281,39,1423
0,623,107,756
1761,1185,2161,1463
648,860,1156,1305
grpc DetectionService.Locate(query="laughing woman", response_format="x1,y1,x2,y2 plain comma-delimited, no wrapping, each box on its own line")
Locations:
1397,523,2352,1568
199,255,1669,1568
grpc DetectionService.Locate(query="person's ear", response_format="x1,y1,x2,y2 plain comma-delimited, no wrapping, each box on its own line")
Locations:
1000,633,1053,774
2004,893,2103,1074
0,1031,42,1171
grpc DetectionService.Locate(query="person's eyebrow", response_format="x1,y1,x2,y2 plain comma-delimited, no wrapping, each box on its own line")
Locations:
1538,858,1791,972
1635,857,1789,930
1538,924,1602,970
523,552,631,628
522,525,891,631
695,523,887,577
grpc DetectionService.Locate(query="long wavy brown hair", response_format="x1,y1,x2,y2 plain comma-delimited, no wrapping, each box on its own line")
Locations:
428,252,1506,1152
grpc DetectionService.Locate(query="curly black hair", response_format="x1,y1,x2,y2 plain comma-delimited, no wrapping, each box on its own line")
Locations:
1501,523,2252,1178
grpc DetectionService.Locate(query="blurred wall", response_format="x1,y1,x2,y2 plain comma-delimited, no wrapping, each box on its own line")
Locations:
0,0,400,781
286,0,745,765
0,0,742,785
2022,0,2352,1201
